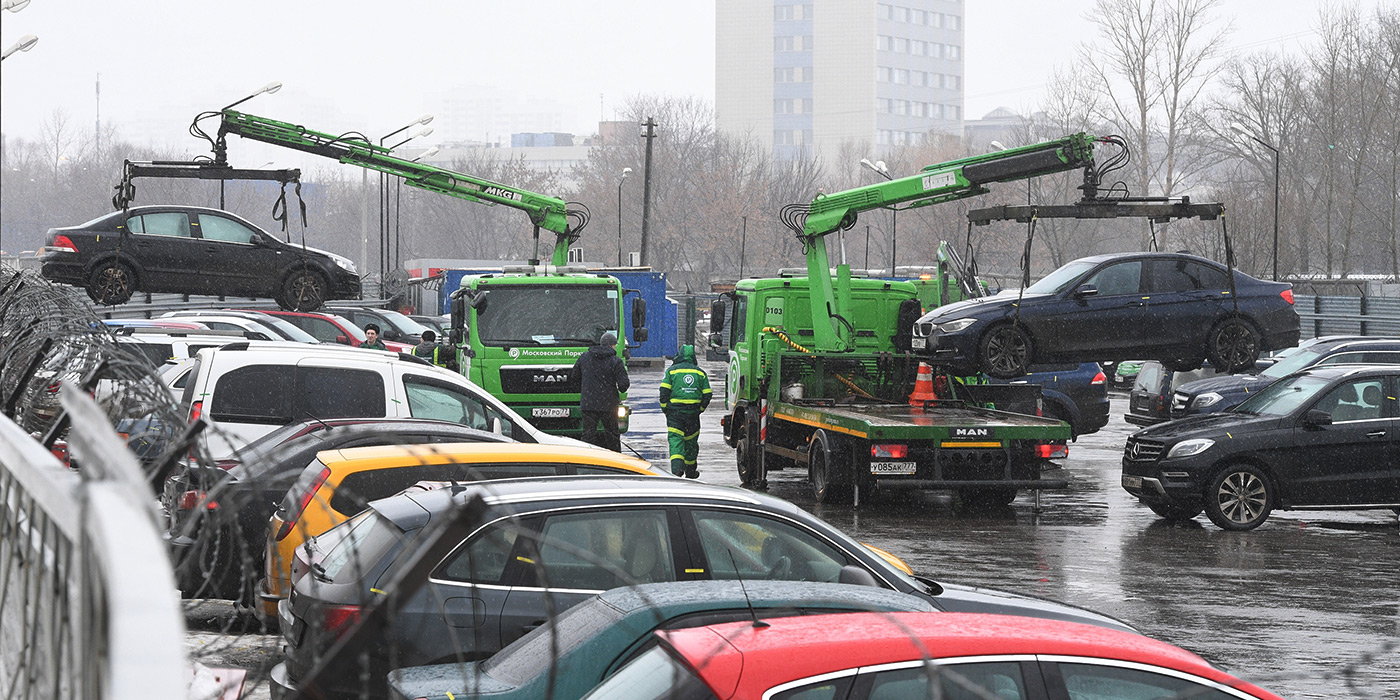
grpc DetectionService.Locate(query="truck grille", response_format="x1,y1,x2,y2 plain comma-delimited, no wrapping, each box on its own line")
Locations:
499,366,580,394
1125,437,1165,462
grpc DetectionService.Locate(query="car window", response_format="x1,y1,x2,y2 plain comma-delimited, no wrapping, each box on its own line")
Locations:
211,365,295,422
732,296,748,344
298,366,386,420
1025,259,1097,295
527,509,675,590
1132,362,1164,393
1146,259,1227,293
858,662,1027,700
121,342,173,366
286,315,342,342
1316,351,1400,366
197,214,258,243
579,645,717,700
575,464,636,475
1082,261,1143,297
329,463,556,515
403,376,507,433
774,678,854,700
319,511,403,584
1057,662,1237,700
1311,378,1385,422
690,509,849,583
127,212,191,238
436,519,525,585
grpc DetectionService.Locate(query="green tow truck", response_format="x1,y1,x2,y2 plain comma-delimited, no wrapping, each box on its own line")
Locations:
715,135,1102,504
216,110,647,436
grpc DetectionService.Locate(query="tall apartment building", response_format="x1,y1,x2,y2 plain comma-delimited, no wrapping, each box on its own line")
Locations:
716,0,965,161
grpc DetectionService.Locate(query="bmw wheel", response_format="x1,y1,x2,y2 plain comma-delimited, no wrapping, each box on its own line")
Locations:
1207,319,1260,373
980,324,1032,379
1204,464,1272,530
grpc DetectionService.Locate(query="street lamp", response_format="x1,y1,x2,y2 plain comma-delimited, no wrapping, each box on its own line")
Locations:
1230,122,1281,281
3,0,33,11
860,158,896,273
1,34,38,60
617,167,632,266
221,81,281,111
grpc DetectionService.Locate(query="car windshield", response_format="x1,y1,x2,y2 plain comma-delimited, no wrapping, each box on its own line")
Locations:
1260,347,1324,378
475,284,618,346
1024,260,1097,295
258,316,320,343
1234,374,1331,415
377,309,430,337
328,314,368,342
579,645,717,700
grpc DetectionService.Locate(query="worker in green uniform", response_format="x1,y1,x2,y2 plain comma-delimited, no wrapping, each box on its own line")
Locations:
659,344,711,478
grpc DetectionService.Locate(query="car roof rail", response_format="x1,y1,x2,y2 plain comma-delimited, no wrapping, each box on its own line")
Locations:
116,327,251,338
397,352,433,366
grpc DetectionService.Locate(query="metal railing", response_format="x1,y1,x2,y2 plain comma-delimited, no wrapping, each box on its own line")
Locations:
0,387,185,700
1295,295,1400,338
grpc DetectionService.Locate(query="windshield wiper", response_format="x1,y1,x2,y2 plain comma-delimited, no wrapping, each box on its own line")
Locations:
554,337,599,346
490,339,543,346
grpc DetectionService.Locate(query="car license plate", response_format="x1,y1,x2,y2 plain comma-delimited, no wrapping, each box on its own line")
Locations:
1122,475,1143,490
871,461,917,475
532,407,571,418
911,337,926,349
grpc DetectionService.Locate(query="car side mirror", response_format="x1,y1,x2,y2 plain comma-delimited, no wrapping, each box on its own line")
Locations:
1303,409,1332,427
1074,285,1099,299
470,292,488,312
837,565,879,587
709,299,727,334
336,335,349,344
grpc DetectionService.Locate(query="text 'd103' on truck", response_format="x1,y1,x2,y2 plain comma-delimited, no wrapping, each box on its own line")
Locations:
213,108,647,437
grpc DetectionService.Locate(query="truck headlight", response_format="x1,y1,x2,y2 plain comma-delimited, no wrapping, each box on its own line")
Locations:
1166,439,1214,458
1191,392,1223,409
937,318,977,333
617,405,630,419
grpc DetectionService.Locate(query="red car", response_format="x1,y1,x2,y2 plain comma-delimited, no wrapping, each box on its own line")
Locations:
252,309,413,352
583,612,1284,700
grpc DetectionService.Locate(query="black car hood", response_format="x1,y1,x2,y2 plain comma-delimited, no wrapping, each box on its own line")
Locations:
1133,411,1283,440
921,290,1053,321
1176,373,1276,398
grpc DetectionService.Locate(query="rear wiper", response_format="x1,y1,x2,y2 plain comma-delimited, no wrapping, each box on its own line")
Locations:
310,562,331,583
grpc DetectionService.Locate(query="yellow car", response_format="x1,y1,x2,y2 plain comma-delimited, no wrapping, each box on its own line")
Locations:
257,442,663,618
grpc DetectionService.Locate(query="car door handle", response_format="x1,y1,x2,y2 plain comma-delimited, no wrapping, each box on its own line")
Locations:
1366,430,1386,439
205,246,220,253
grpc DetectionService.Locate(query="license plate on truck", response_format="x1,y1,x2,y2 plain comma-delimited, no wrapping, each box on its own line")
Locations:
871,461,917,475
532,408,571,418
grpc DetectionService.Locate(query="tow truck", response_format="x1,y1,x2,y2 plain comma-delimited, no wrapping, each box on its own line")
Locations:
212,110,646,436
716,134,1108,505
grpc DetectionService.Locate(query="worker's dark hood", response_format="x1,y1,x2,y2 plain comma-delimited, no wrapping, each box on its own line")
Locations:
676,345,696,364
587,344,617,358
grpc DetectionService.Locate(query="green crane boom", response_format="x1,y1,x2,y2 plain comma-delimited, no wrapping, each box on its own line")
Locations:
217,110,583,266
791,133,1099,351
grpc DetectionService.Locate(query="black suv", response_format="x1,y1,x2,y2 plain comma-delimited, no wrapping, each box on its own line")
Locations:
1122,365,1400,530
1170,335,1400,418
39,205,360,310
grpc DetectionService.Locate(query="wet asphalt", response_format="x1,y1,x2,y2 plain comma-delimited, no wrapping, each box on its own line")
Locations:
623,359,1400,700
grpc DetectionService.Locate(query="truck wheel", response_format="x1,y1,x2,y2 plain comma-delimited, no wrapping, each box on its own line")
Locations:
809,430,852,504
1204,464,1272,530
1146,502,1204,521
1206,319,1260,373
87,260,136,305
980,325,1032,379
737,438,758,488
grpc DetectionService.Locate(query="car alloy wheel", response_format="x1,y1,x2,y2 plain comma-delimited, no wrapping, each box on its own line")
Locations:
279,269,326,312
1207,319,1260,373
980,324,1032,379
88,261,135,305
1205,465,1272,530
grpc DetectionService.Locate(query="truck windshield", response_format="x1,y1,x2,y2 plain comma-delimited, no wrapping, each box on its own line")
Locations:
476,285,618,346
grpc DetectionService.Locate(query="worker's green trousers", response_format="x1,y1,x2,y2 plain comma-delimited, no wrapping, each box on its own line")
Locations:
665,411,701,477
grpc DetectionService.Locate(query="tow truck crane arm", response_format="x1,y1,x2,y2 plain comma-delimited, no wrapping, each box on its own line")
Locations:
215,110,587,266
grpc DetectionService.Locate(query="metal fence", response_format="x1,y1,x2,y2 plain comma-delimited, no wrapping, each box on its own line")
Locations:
1295,295,1400,338
0,387,186,700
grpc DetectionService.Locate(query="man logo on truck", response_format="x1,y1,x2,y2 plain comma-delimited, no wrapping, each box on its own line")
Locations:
953,427,993,438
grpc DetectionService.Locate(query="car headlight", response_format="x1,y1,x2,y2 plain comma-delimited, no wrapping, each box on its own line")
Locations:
328,253,356,274
1191,392,1223,409
1166,438,1214,458
937,318,977,333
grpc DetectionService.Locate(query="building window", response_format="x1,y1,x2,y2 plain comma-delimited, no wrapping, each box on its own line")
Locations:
893,68,909,84
877,35,893,52
877,66,891,82
877,3,892,20
894,6,909,22
911,102,924,117
895,37,909,53
911,40,926,56
947,74,961,89
946,44,961,60
911,9,926,24
946,14,961,30
774,67,812,83
929,12,943,28
774,4,812,21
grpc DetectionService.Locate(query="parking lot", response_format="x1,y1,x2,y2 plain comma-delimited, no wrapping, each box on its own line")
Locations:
179,358,1400,700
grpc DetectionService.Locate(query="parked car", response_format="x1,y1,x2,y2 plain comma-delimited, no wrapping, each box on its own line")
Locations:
1171,335,1400,418
111,326,257,366
255,308,412,351
913,252,1299,378
327,306,431,345
586,612,1284,700
161,309,322,344
986,362,1108,438
1124,360,1223,426
410,314,449,336
270,476,1133,699
162,418,513,602
177,341,584,458
38,205,360,310
1112,359,1145,388
261,442,664,621
1122,364,1400,530
387,580,938,700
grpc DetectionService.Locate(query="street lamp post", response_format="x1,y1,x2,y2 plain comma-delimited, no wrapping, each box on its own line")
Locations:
1230,122,1281,281
616,167,631,266
396,146,438,270
859,158,895,273
1,34,37,60
216,82,282,207
379,115,434,285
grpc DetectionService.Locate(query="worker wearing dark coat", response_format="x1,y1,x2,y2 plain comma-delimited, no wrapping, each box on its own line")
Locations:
572,331,629,451
413,329,457,370
660,344,710,478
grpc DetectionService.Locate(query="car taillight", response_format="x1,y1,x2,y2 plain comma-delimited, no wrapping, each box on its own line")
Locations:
1036,443,1069,459
48,234,79,254
871,444,908,459
1091,370,1107,385
189,400,203,423
318,604,362,638
276,466,332,541
1280,289,1295,305
176,490,220,511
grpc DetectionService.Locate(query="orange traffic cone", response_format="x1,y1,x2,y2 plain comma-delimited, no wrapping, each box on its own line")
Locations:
909,362,938,406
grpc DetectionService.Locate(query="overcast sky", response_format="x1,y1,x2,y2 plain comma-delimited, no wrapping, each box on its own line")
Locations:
1,0,1326,166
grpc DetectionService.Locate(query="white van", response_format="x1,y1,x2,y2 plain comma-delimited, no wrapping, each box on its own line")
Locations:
180,341,589,458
